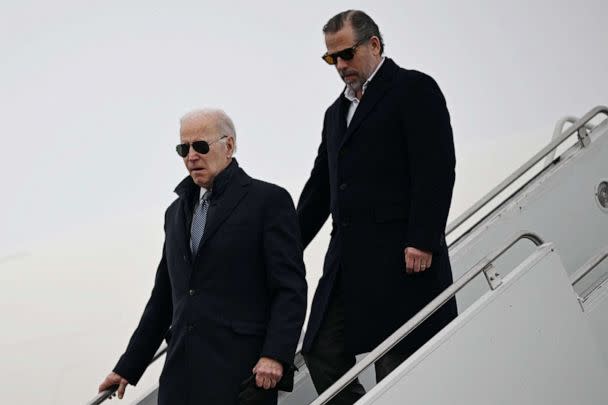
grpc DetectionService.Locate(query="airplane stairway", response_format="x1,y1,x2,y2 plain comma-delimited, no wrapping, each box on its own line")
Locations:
87,105,608,405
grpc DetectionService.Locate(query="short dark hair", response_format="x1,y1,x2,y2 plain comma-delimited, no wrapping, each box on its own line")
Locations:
323,10,385,54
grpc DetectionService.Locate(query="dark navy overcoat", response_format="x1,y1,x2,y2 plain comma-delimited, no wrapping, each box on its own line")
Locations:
114,161,307,404
298,58,457,356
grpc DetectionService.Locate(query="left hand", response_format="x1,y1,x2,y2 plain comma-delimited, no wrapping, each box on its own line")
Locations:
253,357,283,390
404,247,433,274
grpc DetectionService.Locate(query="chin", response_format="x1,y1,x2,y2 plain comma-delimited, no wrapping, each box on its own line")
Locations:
346,82,362,93
192,175,209,188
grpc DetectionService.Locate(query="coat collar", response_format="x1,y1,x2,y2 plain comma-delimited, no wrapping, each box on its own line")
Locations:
197,163,251,252
338,57,399,150
173,158,251,261
173,158,240,201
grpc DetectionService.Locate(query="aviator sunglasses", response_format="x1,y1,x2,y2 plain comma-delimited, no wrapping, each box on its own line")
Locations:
176,135,227,157
321,39,366,65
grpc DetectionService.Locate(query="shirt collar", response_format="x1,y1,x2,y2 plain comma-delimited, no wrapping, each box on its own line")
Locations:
198,186,209,202
343,56,386,102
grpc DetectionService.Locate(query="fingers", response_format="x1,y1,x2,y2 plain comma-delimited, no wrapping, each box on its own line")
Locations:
98,373,120,392
253,357,283,390
413,256,422,273
255,373,273,389
255,369,281,389
99,373,128,400
255,372,262,387
256,374,277,389
98,377,114,392
117,379,128,399
405,249,414,273
404,248,433,274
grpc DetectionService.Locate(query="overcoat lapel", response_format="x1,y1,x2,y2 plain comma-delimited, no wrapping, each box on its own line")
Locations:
334,95,349,146
195,170,251,257
338,58,397,151
171,176,197,262
181,198,194,258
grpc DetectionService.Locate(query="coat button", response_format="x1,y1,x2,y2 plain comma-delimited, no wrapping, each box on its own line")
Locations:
183,254,188,261
341,220,350,227
339,183,347,191
187,323,195,332
189,289,196,296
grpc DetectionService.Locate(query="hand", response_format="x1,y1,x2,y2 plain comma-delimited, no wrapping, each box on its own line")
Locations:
98,372,129,400
404,247,433,274
252,357,283,390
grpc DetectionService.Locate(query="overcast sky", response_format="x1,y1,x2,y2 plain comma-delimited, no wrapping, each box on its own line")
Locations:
1,0,607,403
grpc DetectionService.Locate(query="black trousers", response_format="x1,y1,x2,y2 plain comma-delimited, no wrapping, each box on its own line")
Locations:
303,281,412,405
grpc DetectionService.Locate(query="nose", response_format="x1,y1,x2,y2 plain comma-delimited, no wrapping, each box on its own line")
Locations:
336,57,348,70
186,145,199,161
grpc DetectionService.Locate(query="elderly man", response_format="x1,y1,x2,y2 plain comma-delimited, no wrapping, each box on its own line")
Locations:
98,109,307,405
297,10,458,403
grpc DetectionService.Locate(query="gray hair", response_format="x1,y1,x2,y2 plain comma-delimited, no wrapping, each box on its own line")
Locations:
323,10,385,55
180,108,237,153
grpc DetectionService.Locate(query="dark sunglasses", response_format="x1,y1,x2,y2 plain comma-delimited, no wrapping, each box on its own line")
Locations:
321,40,365,65
176,135,227,157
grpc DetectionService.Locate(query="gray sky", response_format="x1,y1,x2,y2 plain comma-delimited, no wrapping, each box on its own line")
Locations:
1,0,607,403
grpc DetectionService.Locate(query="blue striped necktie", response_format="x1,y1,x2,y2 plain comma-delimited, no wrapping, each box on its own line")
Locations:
190,191,210,254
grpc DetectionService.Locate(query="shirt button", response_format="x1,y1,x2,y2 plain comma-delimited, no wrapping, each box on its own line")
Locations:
189,289,196,296
339,183,347,191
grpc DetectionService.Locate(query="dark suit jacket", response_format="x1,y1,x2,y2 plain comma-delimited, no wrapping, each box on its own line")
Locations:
113,160,307,405
298,58,457,355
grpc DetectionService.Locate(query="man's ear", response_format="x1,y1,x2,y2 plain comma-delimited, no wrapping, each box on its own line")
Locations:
370,36,381,55
225,136,235,158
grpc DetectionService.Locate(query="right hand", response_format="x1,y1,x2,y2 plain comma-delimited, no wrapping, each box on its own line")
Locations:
98,372,129,400
404,246,433,274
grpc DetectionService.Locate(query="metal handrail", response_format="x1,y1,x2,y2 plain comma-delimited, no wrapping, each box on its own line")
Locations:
543,116,596,166
446,106,608,238
309,231,544,405
85,108,606,404
86,344,167,405
554,117,596,139
571,246,608,286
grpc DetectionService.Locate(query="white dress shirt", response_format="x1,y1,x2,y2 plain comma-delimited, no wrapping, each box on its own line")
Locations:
344,57,386,126
199,187,209,202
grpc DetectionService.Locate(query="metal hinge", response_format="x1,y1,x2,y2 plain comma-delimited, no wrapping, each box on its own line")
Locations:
577,295,586,312
578,126,591,147
483,263,503,290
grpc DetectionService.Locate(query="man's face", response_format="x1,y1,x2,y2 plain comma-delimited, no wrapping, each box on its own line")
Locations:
324,23,380,95
179,117,234,189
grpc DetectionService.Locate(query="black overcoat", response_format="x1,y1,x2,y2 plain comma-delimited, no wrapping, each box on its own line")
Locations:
114,161,307,404
297,58,457,355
